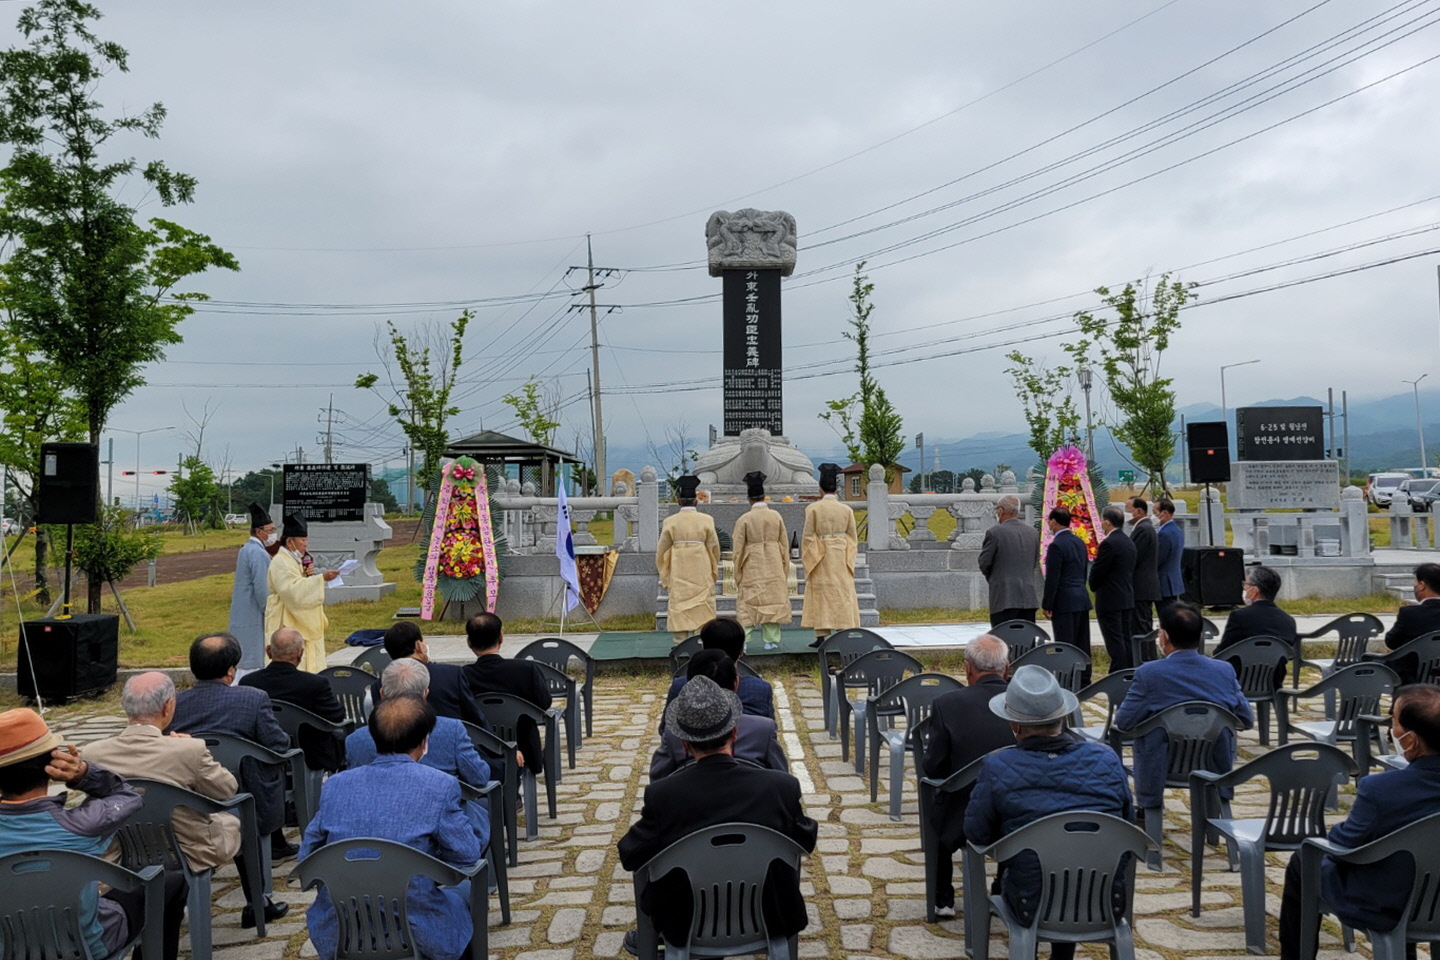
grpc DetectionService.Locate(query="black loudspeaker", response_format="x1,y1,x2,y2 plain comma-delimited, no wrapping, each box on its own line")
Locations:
1187,421,1231,484
17,614,120,701
1181,546,1245,607
37,442,99,524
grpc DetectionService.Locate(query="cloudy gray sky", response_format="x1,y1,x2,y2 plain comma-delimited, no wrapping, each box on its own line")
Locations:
11,1,1440,500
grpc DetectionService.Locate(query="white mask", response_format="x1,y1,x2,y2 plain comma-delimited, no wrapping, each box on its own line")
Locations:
264,531,279,546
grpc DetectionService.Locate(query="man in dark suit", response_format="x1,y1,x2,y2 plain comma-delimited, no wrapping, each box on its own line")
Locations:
1090,507,1137,670
1043,506,1092,683
1112,602,1253,817
1127,497,1160,635
374,621,487,728
1155,499,1185,607
240,627,348,772
618,676,817,953
979,494,1041,626
1278,682,1440,960
662,617,774,722
167,631,295,920
1381,563,1440,684
1214,566,1297,688
920,634,1015,919
462,612,552,773
650,651,787,780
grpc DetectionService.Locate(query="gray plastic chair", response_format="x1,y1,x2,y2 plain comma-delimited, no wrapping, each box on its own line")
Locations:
1376,631,1440,685
834,648,923,771
918,751,991,927
816,629,893,738
0,849,164,960
291,837,489,960
196,731,303,898
113,777,263,951
457,779,508,925
991,619,1049,662
318,666,376,727
1115,700,1243,870
349,644,393,676
1217,636,1292,745
475,692,561,833
961,811,1156,960
668,636,704,676
1011,643,1091,724
1073,669,1135,751
1299,810,1440,960
1296,612,1383,687
272,699,351,830
1354,713,1410,781
516,637,596,738
1128,629,1161,669
462,720,520,865
630,822,809,960
1188,743,1357,954
864,672,963,819
1278,661,1399,750
528,661,578,770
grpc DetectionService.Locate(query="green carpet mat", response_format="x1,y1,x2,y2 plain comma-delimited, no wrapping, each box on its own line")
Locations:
588,627,818,661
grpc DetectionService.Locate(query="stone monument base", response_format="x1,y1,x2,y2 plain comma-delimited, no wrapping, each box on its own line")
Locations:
694,428,818,499
293,502,399,605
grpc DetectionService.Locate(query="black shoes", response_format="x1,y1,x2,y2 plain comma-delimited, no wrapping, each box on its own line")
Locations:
241,897,289,929
271,838,300,862
622,929,662,956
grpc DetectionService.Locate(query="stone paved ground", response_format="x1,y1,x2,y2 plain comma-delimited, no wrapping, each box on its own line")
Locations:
52,661,1392,960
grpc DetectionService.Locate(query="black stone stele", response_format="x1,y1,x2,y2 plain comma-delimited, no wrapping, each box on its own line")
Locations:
722,269,783,435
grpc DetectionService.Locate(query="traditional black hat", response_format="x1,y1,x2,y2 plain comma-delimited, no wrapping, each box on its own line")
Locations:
281,513,308,541
247,502,272,529
676,475,701,500
818,462,841,493
744,471,767,500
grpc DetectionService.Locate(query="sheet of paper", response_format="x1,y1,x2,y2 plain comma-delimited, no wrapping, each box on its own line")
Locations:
327,558,362,589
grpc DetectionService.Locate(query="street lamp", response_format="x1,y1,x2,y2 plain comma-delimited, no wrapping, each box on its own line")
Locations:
1220,360,1261,427
1077,366,1094,462
1404,374,1429,475
112,425,174,513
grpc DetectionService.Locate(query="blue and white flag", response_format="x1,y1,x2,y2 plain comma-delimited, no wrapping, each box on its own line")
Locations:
556,482,582,611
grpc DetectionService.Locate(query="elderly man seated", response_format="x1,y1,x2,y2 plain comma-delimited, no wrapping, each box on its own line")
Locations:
1278,683,1440,960
662,617,774,720
649,649,787,780
618,675,817,955
239,627,348,772
965,665,1134,960
346,659,491,851
303,696,481,960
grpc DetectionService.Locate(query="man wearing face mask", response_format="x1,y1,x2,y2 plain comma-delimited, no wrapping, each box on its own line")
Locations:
265,513,339,673
230,503,278,676
1278,683,1440,960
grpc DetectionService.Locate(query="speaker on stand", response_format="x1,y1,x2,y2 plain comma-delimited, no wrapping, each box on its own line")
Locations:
1185,422,1230,547
37,442,99,617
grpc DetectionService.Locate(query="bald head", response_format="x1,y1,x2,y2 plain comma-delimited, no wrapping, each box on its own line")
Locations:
268,628,305,664
381,658,431,700
122,671,177,723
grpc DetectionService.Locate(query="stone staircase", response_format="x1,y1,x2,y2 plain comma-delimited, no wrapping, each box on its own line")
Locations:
656,551,881,630
1374,570,1416,602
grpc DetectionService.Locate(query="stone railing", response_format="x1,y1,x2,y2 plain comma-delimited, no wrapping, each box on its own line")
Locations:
1386,490,1433,550
492,465,659,555
1226,485,1372,558
859,464,1027,551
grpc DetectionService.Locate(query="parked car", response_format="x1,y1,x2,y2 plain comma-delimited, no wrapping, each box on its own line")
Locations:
1396,478,1440,511
0,517,18,536
223,513,247,526
1411,480,1440,512
1368,472,1411,507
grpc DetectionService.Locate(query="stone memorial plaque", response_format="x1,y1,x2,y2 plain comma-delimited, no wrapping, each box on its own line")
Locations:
1236,406,1324,461
1227,460,1340,510
282,463,369,522
722,268,783,435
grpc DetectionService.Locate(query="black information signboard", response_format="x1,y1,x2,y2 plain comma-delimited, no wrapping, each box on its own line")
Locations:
1235,406,1325,461
282,463,369,522
722,268,783,435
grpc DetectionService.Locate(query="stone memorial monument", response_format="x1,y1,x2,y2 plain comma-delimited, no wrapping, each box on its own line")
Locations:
279,463,396,603
692,208,818,498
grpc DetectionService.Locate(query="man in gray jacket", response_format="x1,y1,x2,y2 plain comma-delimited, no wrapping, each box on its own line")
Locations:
978,495,1041,626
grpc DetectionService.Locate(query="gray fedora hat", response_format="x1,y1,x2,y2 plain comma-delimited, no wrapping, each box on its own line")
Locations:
664,675,742,743
988,664,1079,724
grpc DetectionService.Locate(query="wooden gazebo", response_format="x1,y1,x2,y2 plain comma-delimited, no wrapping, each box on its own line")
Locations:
445,430,578,496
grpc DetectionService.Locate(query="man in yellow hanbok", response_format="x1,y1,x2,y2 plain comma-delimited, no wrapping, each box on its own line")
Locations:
800,463,860,643
264,513,339,672
657,476,721,644
732,472,791,652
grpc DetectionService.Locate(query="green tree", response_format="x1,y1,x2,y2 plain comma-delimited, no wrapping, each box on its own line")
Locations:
72,502,161,588
369,476,399,513
1005,350,1082,465
820,263,905,481
355,311,471,504
1067,275,1195,494
0,0,239,449
169,456,219,532
501,376,560,446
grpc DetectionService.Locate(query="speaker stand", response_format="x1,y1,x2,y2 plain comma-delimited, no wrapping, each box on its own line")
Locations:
57,522,74,620
1204,482,1217,547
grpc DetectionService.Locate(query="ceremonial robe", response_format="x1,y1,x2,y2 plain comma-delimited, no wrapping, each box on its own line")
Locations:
656,507,721,634
732,502,791,627
265,549,329,673
229,536,271,671
800,495,860,631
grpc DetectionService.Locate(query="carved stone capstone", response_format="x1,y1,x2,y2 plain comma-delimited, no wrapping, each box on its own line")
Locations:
706,209,797,277
693,427,816,496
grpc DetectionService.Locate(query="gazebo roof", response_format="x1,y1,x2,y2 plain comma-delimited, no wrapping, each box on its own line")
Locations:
445,429,577,464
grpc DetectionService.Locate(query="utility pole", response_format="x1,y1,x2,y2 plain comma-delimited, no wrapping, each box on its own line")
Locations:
568,236,621,494
104,438,114,507
324,394,335,464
